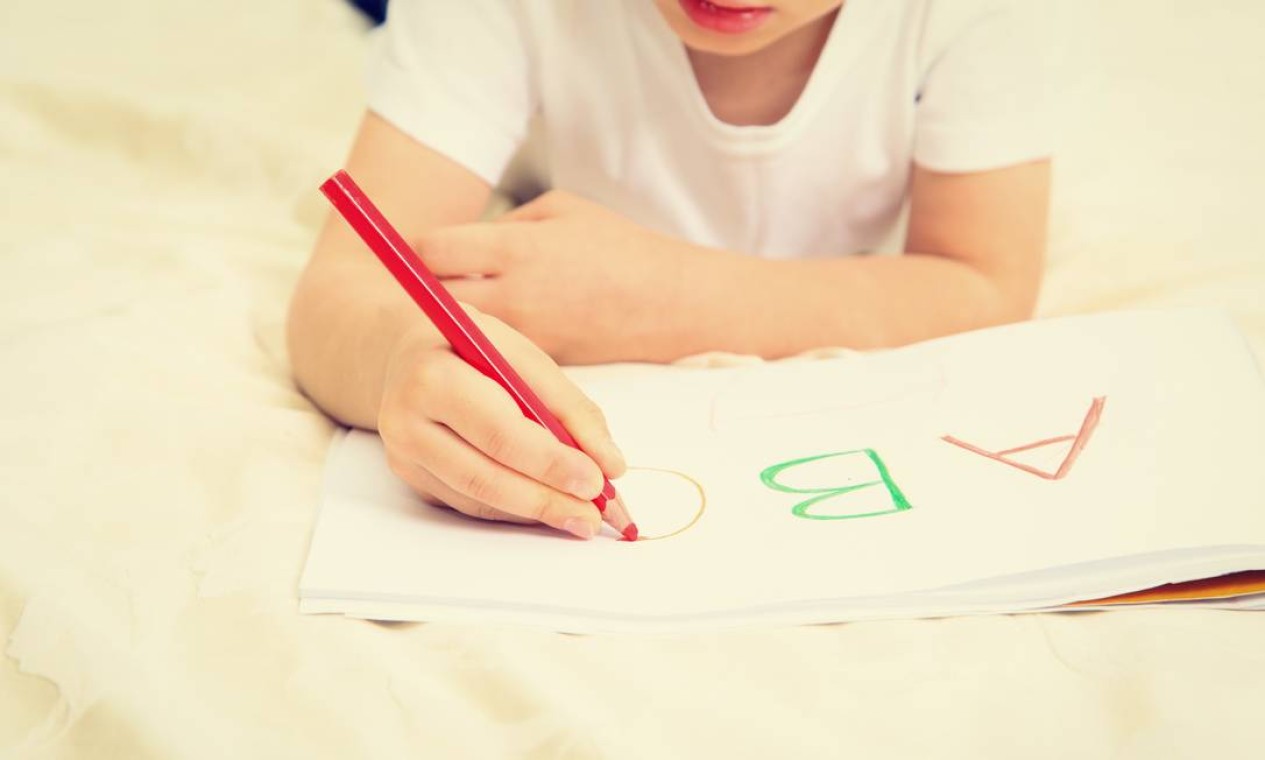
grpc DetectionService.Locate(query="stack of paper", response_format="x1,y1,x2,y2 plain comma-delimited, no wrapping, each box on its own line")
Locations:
300,309,1265,633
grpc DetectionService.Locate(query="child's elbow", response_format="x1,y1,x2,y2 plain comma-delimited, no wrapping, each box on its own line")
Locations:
989,267,1042,327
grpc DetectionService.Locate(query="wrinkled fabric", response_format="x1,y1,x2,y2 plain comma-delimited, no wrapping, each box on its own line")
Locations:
1,0,1263,757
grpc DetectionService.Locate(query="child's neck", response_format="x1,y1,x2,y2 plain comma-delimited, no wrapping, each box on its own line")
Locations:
686,9,839,127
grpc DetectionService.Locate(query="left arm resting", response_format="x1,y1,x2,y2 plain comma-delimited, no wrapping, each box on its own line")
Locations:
646,160,1050,359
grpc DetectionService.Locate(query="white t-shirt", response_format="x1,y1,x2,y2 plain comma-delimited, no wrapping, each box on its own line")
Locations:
367,0,1051,258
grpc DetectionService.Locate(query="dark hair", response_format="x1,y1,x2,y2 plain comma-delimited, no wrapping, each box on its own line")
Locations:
346,0,387,25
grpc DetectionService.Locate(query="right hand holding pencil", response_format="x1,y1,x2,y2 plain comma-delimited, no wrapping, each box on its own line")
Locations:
377,309,627,539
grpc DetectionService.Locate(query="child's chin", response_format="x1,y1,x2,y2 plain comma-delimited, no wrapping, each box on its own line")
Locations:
676,27,783,57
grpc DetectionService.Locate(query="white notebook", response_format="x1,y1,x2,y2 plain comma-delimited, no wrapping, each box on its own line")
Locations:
300,309,1265,633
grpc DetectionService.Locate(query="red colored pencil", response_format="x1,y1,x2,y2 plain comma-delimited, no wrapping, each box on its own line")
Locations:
320,170,637,541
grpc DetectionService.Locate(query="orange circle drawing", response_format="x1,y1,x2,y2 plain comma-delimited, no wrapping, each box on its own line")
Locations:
622,466,707,542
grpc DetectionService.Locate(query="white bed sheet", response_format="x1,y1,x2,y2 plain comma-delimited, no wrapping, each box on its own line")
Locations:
2,0,1263,757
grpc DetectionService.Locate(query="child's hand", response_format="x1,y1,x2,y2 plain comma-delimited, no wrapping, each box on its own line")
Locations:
416,192,690,363
377,311,627,539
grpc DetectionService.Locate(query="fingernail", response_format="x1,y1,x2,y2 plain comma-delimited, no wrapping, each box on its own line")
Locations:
562,517,597,540
566,476,602,500
602,439,627,470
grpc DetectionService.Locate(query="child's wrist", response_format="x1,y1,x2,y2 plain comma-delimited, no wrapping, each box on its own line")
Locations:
662,244,767,357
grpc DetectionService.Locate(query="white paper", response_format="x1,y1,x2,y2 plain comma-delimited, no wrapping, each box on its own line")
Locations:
300,309,1265,632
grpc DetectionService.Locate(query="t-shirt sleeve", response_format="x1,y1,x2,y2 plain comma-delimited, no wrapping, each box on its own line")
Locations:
913,0,1053,173
365,0,535,184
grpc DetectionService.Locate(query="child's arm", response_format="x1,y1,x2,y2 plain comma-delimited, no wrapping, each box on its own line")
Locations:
419,159,1049,363
288,113,624,538
288,111,492,429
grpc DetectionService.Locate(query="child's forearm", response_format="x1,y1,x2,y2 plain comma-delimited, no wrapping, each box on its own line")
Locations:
626,161,1046,360
641,244,1036,359
286,114,494,429
287,251,435,430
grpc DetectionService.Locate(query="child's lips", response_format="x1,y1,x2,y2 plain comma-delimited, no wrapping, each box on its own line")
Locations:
678,0,775,35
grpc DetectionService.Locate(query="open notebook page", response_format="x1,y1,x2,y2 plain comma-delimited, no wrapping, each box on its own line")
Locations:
300,309,1265,632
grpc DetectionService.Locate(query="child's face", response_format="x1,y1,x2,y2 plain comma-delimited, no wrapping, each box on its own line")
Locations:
654,0,845,56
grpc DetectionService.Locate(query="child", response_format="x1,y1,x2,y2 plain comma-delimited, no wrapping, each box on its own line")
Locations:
287,0,1051,539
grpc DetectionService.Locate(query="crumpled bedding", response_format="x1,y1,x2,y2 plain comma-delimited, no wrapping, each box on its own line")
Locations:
2,0,1263,757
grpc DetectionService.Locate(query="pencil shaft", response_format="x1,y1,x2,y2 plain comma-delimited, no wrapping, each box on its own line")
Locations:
320,171,622,515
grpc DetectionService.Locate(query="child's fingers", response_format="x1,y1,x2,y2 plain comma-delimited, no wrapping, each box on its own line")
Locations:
416,224,511,277
556,390,628,480
465,309,627,479
383,451,533,525
442,277,498,314
396,418,602,539
506,342,628,480
427,365,607,500
500,190,569,222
